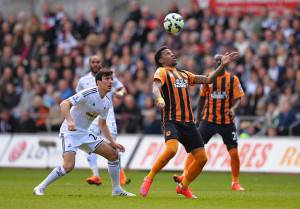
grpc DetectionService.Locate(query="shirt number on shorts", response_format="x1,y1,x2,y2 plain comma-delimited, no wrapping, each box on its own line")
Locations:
232,132,238,141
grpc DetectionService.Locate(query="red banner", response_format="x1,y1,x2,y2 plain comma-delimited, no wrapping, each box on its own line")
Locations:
209,0,300,15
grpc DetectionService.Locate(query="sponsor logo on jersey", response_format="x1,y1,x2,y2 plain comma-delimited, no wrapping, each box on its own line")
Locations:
211,91,227,99
86,112,98,121
174,79,188,88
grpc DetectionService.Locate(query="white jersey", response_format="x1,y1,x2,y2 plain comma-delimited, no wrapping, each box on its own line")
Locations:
76,72,123,137
60,87,111,135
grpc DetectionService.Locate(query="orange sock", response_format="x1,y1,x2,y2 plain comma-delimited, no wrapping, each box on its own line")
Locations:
182,148,207,187
182,153,194,176
147,139,178,180
120,168,127,185
229,148,240,183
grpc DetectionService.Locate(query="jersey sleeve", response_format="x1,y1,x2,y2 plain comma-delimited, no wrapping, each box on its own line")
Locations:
183,70,196,86
233,76,245,99
199,84,208,97
153,68,166,84
69,91,87,106
112,75,124,92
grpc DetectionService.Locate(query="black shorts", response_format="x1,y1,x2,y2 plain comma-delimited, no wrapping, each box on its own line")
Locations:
164,121,204,153
198,120,238,150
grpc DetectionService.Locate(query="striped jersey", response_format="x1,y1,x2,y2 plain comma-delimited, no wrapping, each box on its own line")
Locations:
200,71,244,125
154,67,195,123
60,87,111,134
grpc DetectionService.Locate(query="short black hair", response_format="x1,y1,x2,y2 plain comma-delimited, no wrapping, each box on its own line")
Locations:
95,70,113,81
154,46,168,67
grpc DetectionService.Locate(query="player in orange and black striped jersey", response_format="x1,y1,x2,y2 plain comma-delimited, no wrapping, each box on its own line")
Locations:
139,46,239,198
197,54,245,191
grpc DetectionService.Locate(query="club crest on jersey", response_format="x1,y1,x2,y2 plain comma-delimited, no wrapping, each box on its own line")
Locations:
174,79,187,88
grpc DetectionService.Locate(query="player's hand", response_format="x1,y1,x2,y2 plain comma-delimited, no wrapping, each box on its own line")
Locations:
221,52,239,66
111,141,125,152
114,91,125,98
67,120,76,131
156,97,165,109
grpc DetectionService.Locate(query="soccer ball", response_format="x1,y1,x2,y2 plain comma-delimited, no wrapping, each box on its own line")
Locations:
163,13,184,35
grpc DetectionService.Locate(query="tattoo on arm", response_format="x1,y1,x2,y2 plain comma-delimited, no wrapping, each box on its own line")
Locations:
209,64,226,81
194,75,210,84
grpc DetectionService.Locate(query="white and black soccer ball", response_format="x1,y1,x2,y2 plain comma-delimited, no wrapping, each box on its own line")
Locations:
163,13,184,35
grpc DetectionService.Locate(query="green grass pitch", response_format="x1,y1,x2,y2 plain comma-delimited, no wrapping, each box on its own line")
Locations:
0,168,299,209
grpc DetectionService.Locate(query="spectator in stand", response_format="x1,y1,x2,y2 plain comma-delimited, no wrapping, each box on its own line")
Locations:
0,1,299,136
32,95,49,132
0,109,18,133
46,92,64,131
119,94,142,133
16,109,36,133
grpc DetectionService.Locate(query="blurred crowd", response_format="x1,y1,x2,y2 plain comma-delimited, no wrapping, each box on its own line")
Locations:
0,1,300,136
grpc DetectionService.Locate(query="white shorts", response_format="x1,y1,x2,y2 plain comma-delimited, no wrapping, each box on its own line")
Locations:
89,121,117,139
60,132,104,154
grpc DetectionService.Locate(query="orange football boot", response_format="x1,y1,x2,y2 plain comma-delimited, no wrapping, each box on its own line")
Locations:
140,177,153,197
176,184,197,199
231,182,245,191
86,176,102,186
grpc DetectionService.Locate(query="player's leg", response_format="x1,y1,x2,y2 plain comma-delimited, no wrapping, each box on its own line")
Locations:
174,121,214,183
175,124,207,198
92,140,135,196
33,134,76,196
86,126,102,185
140,122,179,197
86,153,102,185
220,124,245,191
110,122,130,185
140,139,178,197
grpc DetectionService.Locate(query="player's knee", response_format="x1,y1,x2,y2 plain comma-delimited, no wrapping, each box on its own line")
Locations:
228,147,238,156
107,151,118,161
63,164,74,173
167,148,177,158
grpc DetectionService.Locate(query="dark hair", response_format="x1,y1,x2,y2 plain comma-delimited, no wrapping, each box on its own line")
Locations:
154,46,168,67
95,70,113,81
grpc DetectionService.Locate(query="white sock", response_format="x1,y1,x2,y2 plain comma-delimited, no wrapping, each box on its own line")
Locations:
108,159,121,191
87,153,99,176
38,166,66,189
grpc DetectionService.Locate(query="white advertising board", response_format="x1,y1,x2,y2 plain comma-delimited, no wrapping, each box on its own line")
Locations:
129,136,300,173
0,134,140,169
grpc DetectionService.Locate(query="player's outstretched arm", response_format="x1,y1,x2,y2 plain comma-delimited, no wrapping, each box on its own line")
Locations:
60,99,76,131
193,52,239,84
153,80,165,109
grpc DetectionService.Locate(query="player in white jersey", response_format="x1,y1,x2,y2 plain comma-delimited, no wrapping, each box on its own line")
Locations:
76,55,129,185
33,70,135,197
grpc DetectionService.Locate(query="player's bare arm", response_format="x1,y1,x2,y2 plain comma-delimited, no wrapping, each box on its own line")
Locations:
153,79,165,109
114,87,126,98
229,98,242,117
98,118,125,152
60,99,76,131
196,96,206,127
193,52,239,84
